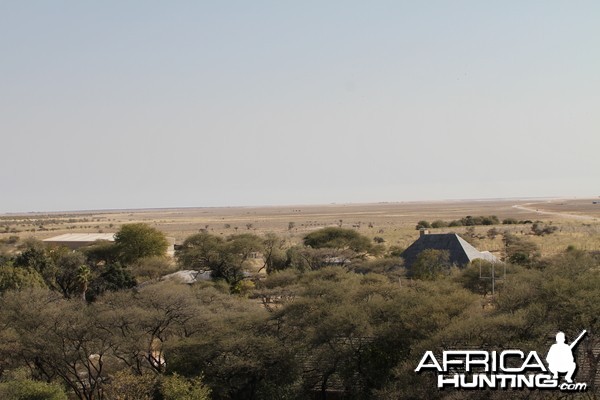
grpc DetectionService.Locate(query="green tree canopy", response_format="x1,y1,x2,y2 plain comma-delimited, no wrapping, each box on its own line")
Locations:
411,249,451,280
176,232,263,285
88,263,136,300
415,220,431,230
114,223,169,264
502,232,540,266
81,240,119,265
48,248,88,299
161,373,211,400
0,265,46,293
0,379,67,400
175,232,225,271
13,238,54,275
303,227,373,254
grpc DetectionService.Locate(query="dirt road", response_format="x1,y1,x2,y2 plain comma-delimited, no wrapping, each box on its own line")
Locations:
512,203,597,221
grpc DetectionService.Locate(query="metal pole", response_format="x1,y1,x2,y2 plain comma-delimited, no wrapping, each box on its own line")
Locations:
491,264,495,296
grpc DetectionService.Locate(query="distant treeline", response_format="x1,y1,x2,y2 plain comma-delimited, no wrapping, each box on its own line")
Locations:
416,215,534,230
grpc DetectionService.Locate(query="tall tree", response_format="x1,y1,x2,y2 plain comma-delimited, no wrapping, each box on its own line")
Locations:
303,227,373,255
411,249,451,280
0,265,46,293
50,248,88,299
114,223,169,265
176,232,263,286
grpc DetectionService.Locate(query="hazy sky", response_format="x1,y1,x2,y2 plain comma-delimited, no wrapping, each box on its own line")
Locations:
1,1,599,213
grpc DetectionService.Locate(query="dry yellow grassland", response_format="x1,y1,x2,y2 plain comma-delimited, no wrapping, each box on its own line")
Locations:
1,198,598,256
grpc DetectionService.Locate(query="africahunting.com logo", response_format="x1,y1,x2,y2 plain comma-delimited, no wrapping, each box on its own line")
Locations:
415,330,588,392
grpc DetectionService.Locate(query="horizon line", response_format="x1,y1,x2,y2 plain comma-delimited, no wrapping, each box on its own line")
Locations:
2,195,595,216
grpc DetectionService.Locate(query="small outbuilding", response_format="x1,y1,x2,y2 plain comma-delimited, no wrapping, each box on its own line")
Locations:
43,233,116,250
43,233,176,255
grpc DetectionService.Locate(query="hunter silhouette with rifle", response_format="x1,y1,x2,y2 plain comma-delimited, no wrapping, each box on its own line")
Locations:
546,330,586,383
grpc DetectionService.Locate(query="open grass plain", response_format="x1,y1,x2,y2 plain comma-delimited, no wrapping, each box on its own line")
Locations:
2,197,600,258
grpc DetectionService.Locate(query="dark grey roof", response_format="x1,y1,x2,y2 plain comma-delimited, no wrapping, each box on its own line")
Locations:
401,233,498,269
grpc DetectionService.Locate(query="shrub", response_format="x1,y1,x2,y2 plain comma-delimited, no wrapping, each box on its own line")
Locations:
415,220,431,230
531,222,559,236
411,249,451,280
430,220,448,228
161,374,211,400
0,379,67,400
487,228,500,240
502,233,540,266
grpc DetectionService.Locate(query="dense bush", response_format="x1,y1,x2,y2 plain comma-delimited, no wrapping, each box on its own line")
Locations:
531,221,559,236
419,215,500,229
430,220,448,228
303,227,373,253
2,225,600,399
415,220,431,230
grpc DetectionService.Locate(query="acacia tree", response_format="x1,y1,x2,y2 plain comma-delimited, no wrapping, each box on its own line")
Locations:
165,286,296,399
50,248,88,299
285,245,356,271
498,250,600,390
12,242,91,299
114,223,169,265
0,264,46,293
303,227,374,255
175,232,224,271
300,228,379,271
13,239,57,285
0,378,67,400
82,240,120,266
272,268,382,397
176,232,263,286
1,289,114,400
260,233,288,273
411,249,450,280
95,282,205,376
0,283,210,399
502,233,540,266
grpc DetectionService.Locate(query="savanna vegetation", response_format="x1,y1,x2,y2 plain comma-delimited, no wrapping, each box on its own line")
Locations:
0,218,599,399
